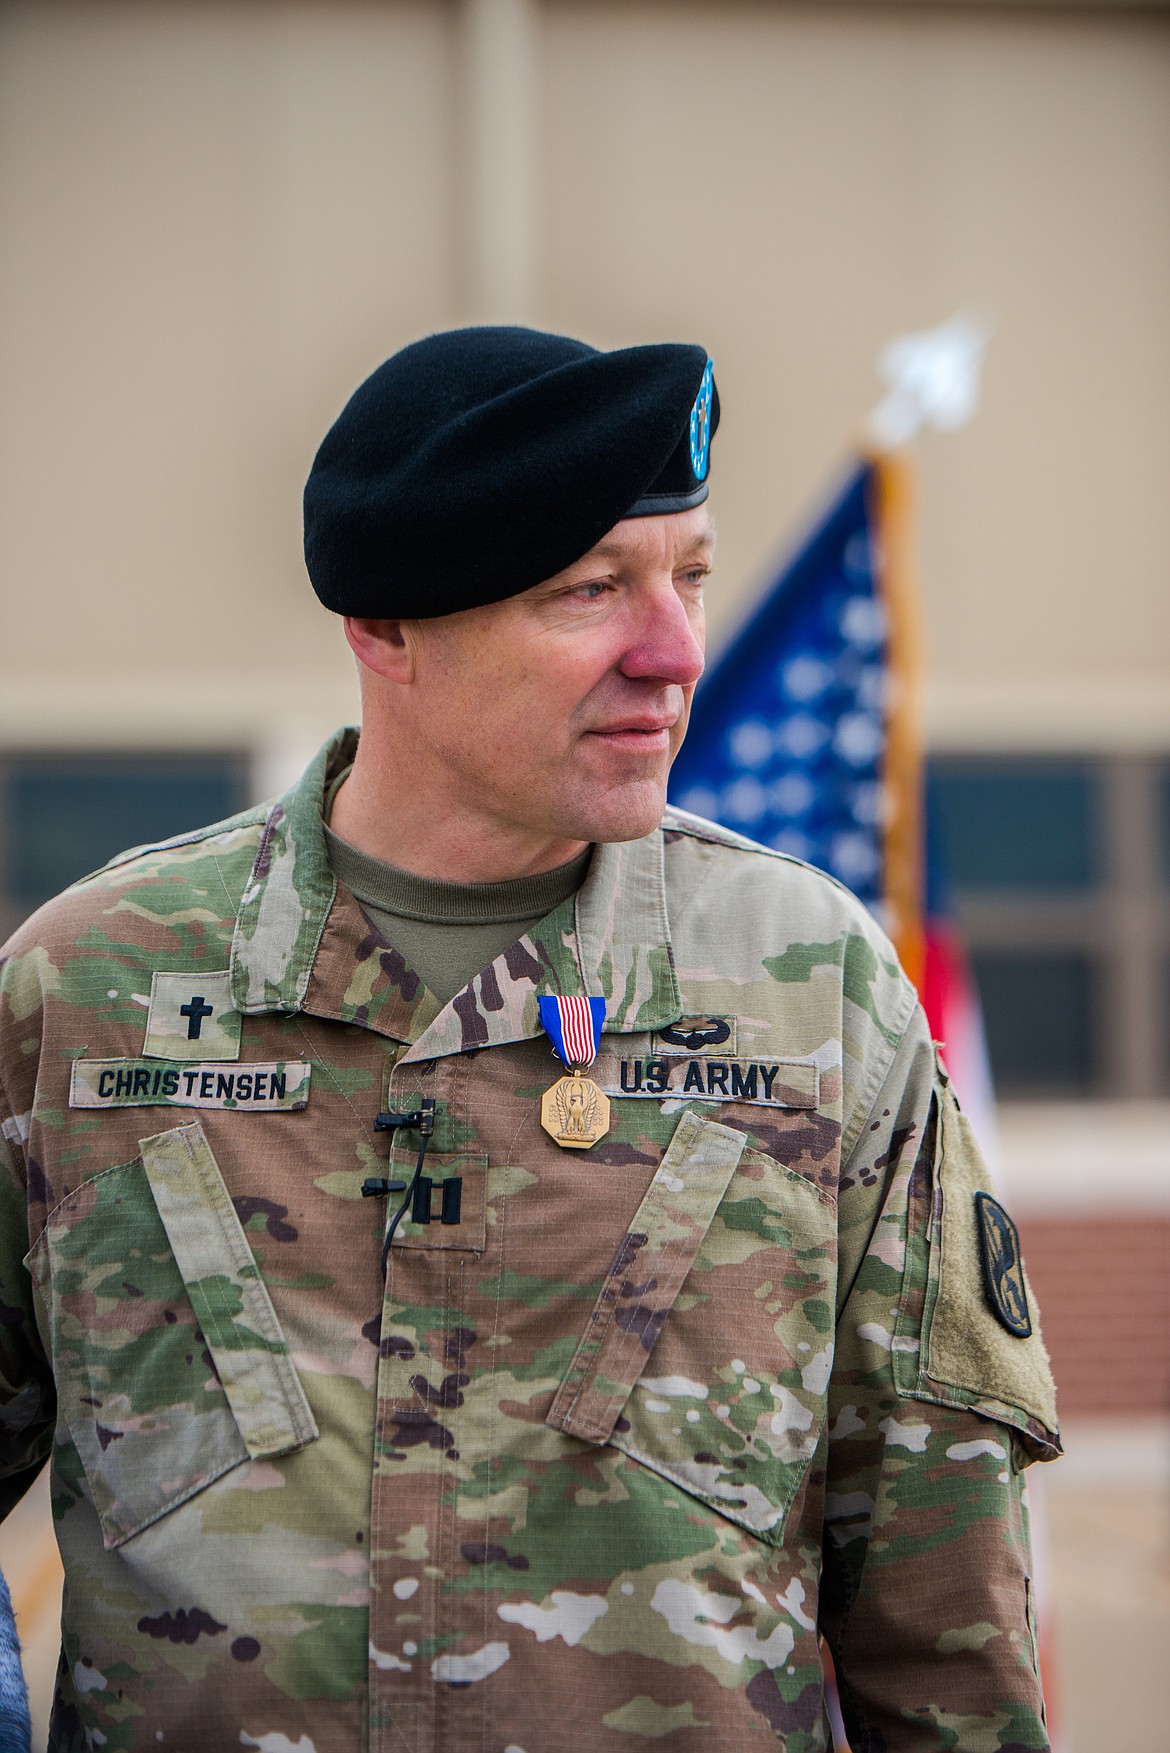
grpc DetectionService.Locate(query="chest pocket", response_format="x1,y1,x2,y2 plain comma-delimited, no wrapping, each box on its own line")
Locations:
547,1110,837,1544
27,1120,317,1549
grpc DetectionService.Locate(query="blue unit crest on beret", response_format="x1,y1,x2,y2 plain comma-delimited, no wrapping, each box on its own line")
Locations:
974,1191,1032,1338
689,359,714,482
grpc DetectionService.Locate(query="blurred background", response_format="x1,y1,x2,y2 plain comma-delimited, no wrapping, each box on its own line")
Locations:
0,0,1167,1746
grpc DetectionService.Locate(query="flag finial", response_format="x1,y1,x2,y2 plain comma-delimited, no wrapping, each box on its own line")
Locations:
865,311,991,451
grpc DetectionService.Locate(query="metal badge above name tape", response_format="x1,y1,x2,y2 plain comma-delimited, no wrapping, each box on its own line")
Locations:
652,1015,737,1056
142,970,241,1062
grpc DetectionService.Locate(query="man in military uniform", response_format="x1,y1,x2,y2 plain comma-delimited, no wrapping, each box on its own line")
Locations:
0,328,1059,1751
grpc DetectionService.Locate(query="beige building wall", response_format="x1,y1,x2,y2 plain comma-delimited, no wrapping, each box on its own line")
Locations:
0,0,461,775
1,0,1168,779
542,2,1170,751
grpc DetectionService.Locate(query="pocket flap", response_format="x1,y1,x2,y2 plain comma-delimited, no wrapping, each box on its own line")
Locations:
546,1111,747,1444
140,1121,318,1458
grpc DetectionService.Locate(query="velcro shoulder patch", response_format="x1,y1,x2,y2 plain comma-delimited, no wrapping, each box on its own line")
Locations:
975,1191,1032,1338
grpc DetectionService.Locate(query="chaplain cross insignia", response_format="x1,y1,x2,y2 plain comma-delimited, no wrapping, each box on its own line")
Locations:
179,995,214,1040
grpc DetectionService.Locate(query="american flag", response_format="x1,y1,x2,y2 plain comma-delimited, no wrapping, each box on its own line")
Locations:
670,454,925,993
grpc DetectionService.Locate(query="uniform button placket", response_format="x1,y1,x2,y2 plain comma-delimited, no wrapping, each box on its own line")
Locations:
368,1055,458,1748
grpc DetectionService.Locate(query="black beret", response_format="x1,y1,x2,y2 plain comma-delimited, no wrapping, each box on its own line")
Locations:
303,326,719,618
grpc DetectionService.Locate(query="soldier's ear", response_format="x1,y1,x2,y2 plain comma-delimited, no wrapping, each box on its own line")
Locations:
343,617,417,684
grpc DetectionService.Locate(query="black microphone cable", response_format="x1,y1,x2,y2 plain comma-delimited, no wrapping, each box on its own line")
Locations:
362,1098,436,1279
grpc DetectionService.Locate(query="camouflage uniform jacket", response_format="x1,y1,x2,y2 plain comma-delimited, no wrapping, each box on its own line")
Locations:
0,728,1060,1753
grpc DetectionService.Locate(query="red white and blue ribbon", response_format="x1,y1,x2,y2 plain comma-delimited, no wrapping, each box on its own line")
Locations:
537,995,606,1070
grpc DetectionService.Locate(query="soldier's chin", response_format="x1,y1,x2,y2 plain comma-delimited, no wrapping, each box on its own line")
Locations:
567,777,670,846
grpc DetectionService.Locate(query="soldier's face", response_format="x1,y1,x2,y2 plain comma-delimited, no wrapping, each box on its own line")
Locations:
401,506,712,847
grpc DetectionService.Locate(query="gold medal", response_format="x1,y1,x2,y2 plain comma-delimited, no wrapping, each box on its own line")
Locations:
540,1070,610,1150
536,996,609,1149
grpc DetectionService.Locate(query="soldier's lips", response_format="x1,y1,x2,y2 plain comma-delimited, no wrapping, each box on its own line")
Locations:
585,721,676,753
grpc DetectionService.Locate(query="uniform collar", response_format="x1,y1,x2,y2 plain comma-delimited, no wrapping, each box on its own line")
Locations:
230,726,682,1053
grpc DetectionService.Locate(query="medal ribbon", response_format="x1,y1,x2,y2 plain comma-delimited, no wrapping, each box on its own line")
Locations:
537,995,606,1070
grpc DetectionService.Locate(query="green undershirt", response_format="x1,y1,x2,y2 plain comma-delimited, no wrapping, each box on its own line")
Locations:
323,808,592,1008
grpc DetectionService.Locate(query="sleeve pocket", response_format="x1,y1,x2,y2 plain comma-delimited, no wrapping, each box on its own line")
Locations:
893,1084,1061,1464
28,1121,317,1548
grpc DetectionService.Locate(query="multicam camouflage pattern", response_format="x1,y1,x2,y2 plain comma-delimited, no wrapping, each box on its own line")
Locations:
0,728,1059,1752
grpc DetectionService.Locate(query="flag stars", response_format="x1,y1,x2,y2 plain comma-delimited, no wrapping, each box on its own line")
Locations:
775,715,830,760
781,655,833,701
839,596,886,646
722,777,769,825
770,774,814,816
728,721,774,767
834,713,884,766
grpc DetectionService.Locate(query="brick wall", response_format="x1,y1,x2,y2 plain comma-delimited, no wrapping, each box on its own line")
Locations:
1016,1215,1170,1418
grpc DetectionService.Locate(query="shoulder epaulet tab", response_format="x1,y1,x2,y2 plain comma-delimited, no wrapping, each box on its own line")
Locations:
660,804,794,858
71,801,272,887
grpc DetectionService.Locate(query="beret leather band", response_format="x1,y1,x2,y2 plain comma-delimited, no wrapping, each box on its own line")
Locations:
625,483,713,518
303,326,719,620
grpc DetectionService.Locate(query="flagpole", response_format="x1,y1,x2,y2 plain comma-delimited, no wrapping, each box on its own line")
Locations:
866,448,926,993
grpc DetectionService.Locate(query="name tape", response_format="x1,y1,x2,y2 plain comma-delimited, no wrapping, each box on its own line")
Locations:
70,1059,311,1112
593,1054,818,1109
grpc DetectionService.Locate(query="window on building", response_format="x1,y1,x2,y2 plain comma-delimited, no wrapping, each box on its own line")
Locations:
929,755,1170,1099
0,753,249,940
